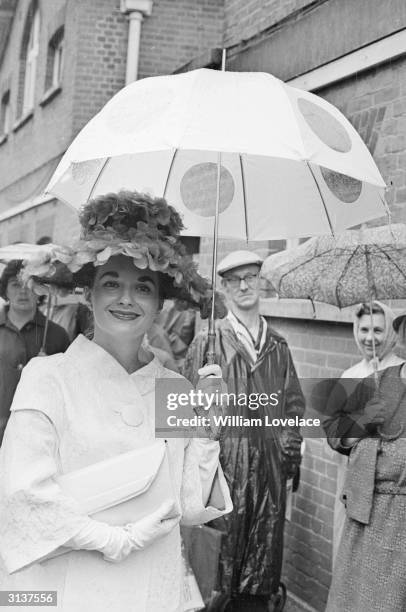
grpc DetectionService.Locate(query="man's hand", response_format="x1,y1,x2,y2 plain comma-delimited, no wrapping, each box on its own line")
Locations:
280,430,302,478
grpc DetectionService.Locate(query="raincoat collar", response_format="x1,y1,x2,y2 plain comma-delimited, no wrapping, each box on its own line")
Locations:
220,314,283,367
226,310,267,363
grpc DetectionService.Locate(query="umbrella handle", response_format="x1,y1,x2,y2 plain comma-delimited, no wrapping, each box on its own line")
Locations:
206,329,216,365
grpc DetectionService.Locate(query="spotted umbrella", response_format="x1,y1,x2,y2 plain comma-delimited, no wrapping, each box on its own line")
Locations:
43,67,388,361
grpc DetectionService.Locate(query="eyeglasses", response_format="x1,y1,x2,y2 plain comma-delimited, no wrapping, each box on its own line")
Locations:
223,273,260,289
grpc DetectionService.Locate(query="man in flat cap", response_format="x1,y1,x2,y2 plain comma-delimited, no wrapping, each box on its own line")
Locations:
183,250,305,612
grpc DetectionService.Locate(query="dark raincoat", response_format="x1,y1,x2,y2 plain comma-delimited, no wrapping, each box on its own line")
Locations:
183,317,305,598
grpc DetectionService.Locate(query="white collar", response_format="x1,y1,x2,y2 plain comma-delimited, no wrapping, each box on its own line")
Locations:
65,334,165,394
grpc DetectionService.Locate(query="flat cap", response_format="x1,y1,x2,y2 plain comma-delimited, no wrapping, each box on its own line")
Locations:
217,250,263,276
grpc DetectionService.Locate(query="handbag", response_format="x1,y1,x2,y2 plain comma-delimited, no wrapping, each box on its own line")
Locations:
37,441,179,564
57,440,179,525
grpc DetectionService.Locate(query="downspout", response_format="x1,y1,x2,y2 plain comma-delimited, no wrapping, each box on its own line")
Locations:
120,0,154,84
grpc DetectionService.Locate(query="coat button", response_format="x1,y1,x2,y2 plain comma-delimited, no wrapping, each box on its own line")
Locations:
17,364,24,372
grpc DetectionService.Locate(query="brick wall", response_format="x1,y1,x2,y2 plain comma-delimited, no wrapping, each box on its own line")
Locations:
269,317,357,610
0,0,224,218
316,55,406,224
53,199,80,245
71,0,127,136
0,199,79,245
0,0,78,198
223,0,316,47
138,0,224,79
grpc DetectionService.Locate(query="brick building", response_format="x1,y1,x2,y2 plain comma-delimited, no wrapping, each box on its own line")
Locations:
0,0,223,242
1,1,406,610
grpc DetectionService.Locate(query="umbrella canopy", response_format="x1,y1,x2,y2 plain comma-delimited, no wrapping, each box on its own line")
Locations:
0,243,76,355
46,69,387,240
261,223,406,308
0,243,74,289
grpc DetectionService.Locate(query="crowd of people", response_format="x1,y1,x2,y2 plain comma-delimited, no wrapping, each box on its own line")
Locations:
0,190,404,612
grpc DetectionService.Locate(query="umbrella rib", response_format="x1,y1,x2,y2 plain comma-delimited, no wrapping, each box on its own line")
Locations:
364,244,377,299
276,247,337,295
375,244,406,282
278,248,334,282
239,154,249,242
306,162,335,237
87,157,110,202
163,149,178,198
334,245,360,308
379,191,392,224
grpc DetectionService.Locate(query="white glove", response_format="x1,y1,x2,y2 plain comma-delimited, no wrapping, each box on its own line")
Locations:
198,364,222,376
67,499,180,563
125,499,180,550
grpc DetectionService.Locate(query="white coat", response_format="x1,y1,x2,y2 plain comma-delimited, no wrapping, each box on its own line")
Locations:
0,335,232,611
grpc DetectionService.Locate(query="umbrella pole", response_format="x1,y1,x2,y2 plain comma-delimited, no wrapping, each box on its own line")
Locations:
207,151,222,365
369,296,379,387
39,292,53,356
364,242,378,386
207,48,227,365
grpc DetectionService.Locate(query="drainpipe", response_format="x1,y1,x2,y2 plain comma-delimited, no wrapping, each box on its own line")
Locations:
120,0,153,84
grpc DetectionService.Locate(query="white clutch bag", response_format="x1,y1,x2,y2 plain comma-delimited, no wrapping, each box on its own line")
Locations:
57,440,178,525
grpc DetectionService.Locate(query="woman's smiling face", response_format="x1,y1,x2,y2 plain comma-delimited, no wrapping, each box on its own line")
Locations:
91,255,160,342
357,312,386,359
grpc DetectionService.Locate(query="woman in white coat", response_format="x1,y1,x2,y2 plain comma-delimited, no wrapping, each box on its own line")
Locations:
332,300,404,562
0,191,232,612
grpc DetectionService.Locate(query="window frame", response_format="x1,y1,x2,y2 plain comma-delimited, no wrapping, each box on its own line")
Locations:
0,90,11,136
22,6,40,115
44,26,64,94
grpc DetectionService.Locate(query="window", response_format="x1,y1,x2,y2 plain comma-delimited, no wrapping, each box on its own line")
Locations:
45,27,64,92
17,3,40,117
23,7,40,113
0,90,10,135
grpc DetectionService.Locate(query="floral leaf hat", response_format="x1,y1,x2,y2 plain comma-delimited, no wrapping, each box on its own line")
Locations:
22,190,226,317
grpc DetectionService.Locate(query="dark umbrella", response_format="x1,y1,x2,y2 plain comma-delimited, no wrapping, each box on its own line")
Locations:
262,223,406,377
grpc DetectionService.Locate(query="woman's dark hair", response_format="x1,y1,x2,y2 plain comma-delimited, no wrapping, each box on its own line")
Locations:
356,302,384,318
73,261,187,302
0,260,23,300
